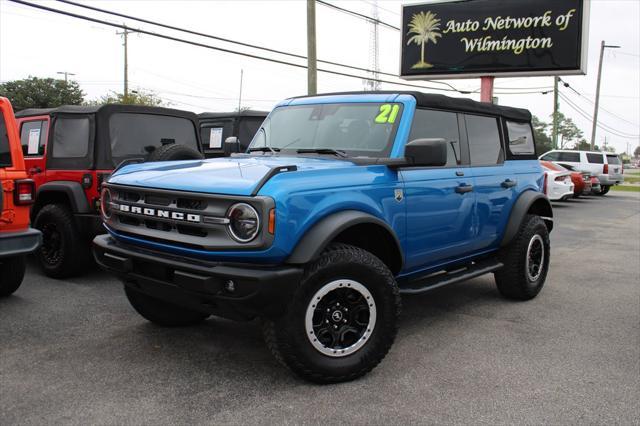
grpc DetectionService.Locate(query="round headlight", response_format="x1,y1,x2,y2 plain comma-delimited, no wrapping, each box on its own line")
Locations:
226,203,260,243
100,187,113,219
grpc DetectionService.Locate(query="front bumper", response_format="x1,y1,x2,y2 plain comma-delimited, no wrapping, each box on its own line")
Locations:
0,228,42,259
93,235,303,320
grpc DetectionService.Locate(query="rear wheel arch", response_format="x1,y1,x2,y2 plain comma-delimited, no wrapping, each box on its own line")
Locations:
34,181,89,216
501,191,553,248
286,210,403,275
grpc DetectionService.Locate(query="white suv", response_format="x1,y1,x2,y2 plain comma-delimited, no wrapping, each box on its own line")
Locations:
539,150,624,195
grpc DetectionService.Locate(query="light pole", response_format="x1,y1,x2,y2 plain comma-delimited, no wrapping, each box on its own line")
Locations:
56,71,76,83
590,41,620,150
306,0,317,95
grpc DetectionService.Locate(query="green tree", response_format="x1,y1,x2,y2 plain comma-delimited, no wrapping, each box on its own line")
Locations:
0,76,84,111
406,11,442,69
89,90,164,106
634,145,640,158
572,138,598,151
532,115,553,154
550,112,583,149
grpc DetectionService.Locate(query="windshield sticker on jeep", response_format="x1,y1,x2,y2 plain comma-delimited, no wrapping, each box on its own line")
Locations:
209,127,223,149
27,128,40,155
375,104,400,124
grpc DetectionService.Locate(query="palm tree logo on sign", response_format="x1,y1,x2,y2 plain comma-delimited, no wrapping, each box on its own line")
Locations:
406,11,442,69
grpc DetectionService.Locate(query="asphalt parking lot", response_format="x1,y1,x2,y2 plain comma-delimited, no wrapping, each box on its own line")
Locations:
1,192,639,425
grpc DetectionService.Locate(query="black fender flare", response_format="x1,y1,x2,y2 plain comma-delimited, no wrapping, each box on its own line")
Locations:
286,210,403,268
500,190,553,247
37,181,90,214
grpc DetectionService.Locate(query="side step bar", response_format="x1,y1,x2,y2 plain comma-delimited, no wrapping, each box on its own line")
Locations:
399,259,503,295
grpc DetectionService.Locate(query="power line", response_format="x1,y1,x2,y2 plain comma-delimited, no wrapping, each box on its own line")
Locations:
55,0,462,93
316,0,400,30
10,0,463,94
559,92,639,139
559,83,639,128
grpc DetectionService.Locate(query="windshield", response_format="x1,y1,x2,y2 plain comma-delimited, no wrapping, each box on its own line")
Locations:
109,113,199,162
249,103,403,158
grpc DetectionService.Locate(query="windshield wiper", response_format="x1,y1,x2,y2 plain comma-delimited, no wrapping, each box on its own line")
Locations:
248,146,280,154
296,148,348,158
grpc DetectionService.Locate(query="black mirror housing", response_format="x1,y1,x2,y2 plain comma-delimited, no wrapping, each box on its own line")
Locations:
404,138,447,167
224,136,240,155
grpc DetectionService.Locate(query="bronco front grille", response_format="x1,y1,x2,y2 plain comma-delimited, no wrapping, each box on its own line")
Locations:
104,184,274,251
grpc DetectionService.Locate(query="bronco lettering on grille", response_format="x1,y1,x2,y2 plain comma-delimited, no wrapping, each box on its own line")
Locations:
116,204,201,223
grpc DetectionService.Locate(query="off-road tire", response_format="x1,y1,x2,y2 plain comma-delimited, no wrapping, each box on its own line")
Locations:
262,243,401,384
600,185,610,195
0,256,26,297
495,214,550,300
147,144,204,162
125,286,209,326
34,203,89,278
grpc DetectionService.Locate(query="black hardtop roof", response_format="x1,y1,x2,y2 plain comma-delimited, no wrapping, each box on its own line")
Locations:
291,91,532,122
198,110,269,120
15,104,198,120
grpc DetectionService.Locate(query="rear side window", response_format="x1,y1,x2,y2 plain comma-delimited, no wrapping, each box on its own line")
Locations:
506,121,535,155
466,114,502,165
201,120,233,150
52,117,90,158
0,112,12,167
557,152,580,162
109,113,199,161
606,155,621,165
586,153,604,164
20,120,48,157
409,109,462,167
540,151,559,161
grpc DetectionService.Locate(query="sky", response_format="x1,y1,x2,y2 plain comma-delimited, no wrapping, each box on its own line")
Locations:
0,0,638,154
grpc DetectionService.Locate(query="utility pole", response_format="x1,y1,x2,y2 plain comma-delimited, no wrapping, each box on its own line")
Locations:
365,0,380,91
552,76,559,149
238,69,244,112
56,71,76,83
117,25,132,99
306,0,317,95
591,40,620,150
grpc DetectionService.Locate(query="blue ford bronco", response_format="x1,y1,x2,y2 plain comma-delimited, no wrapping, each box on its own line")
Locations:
94,91,553,383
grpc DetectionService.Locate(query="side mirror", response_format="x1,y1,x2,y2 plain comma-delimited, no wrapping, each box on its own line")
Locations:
404,138,447,167
224,136,240,155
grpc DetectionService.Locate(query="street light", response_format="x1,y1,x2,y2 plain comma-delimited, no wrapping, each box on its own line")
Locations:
590,41,620,150
56,71,76,83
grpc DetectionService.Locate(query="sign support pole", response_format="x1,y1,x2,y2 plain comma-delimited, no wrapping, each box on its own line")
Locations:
480,77,494,103
552,76,559,149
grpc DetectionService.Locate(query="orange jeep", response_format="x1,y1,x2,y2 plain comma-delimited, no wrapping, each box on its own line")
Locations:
0,97,40,296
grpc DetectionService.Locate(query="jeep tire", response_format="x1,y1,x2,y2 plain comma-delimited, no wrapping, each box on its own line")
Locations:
495,214,550,300
0,256,26,297
263,243,401,383
34,203,89,278
125,286,210,326
147,144,204,162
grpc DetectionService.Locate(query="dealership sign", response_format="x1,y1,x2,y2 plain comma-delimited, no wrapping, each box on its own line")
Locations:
400,0,590,79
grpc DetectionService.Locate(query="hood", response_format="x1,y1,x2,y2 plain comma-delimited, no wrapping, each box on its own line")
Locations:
108,155,358,196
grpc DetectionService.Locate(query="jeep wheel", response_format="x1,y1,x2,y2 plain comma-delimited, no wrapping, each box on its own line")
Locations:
34,203,89,278
495,214,550,300
598,185,610,195
147,144,204,162
0,256,26,297
124,286,209,326
263,244,401,383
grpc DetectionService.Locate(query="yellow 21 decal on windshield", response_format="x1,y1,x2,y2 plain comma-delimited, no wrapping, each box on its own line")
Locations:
375,104,400,124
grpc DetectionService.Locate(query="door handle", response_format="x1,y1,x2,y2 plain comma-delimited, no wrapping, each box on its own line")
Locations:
455,184,474,194
501,179,516,188
29,167,42,174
